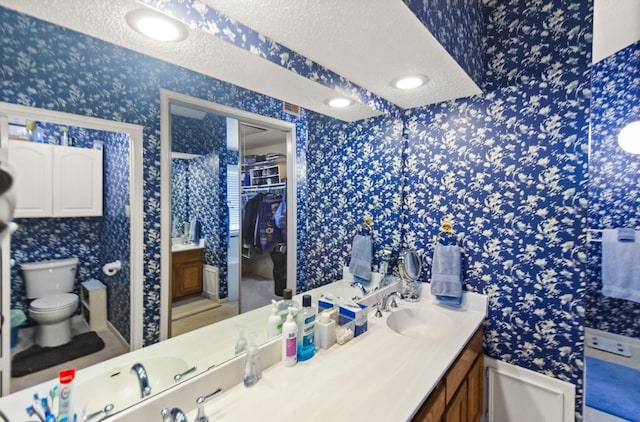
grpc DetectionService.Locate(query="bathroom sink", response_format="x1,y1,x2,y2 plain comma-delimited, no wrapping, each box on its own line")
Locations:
74,356,190,415
386,307,455,339
171,239,205,252
325,286,364,301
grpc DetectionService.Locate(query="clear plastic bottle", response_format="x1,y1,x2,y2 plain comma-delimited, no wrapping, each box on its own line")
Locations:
282,308,297,367
32,121,45,143
276,288,300,332
234,326,247,355
296,294,316,361
267,300,281,338
243,334,262,387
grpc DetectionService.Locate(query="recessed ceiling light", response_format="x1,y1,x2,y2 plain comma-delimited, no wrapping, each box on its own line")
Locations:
392,75,428,90
618,120,640,154
126,9,187,42
326,98,353,108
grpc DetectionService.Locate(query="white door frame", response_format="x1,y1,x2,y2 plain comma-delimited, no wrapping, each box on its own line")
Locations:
159,89,297,340
0,102,144,395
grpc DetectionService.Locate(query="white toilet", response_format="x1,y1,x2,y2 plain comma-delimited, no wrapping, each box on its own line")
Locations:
21,257,80,348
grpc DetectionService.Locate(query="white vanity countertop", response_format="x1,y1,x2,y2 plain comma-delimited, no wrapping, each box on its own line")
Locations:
189,291,487,422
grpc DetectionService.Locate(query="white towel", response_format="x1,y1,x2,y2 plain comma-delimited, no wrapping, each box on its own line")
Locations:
601,229,640,303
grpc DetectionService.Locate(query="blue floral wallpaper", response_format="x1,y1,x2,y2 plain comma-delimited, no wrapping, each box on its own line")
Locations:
306,113,404,288
0,7,309,345
403,0,485,86
9,124,130,341
2,2,596,418
586,41,640,337
100,131,131,341
482,0,592,92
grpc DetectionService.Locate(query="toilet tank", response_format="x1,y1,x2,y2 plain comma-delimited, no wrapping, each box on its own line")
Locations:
21,257,79,299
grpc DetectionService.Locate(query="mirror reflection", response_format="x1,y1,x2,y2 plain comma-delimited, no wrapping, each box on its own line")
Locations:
167,99,292,338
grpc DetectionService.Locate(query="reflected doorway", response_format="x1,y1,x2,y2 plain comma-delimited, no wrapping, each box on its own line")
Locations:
160,91,296,340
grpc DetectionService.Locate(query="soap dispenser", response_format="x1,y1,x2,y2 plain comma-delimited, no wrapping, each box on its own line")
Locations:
234,326,247,355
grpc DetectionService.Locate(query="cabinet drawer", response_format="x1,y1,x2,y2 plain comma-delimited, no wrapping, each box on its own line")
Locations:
445,327,483,404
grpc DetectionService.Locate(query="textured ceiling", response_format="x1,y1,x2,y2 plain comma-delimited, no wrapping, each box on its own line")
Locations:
0,0,484,122
205,0,482,110
593,0,640,63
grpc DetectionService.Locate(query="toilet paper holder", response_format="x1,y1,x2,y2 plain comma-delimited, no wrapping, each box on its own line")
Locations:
102,260,122,276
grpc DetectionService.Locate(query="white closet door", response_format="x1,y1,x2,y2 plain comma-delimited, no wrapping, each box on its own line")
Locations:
9,141,53,218
52,145,103,217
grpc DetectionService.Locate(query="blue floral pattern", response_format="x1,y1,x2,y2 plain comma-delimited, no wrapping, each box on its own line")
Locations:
0,7,308,345
403,0,485,86
307,113,404,288
586,41,640,337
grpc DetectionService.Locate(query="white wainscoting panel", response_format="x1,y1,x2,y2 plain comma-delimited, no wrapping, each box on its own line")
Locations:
485,357,575,422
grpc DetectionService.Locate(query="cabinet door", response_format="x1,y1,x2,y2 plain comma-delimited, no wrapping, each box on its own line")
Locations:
445,380,468,422
9,141,53,217
412,382,445,422
52,146,103,217
172,249,204,300
466,355,483,422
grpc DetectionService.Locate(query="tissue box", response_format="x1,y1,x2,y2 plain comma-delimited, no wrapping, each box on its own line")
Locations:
338,303,368,337
318,297,336,313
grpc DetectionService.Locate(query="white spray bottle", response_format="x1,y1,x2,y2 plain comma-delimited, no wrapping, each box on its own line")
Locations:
281,307,298,367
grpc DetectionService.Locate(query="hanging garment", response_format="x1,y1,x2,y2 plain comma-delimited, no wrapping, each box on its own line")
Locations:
258,194,284,250
242,193,264,247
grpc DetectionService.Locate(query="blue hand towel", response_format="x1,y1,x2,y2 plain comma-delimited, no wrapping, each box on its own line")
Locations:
601,229,640,303
349,234,372,285
431,244,462,307
189,214,202,244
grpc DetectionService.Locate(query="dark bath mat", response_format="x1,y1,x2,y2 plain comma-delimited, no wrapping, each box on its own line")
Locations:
12,331,105,377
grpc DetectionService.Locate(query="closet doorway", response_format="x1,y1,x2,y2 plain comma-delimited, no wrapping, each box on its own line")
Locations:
238,123,288,313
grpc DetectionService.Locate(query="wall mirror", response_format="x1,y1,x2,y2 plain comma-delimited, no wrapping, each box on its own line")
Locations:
0,102,145,397
583,0,640,419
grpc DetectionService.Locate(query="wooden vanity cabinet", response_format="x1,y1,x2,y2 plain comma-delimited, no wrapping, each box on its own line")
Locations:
412,327,484,422
172,248,204,300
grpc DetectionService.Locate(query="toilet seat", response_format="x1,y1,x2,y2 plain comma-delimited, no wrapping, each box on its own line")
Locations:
30,293,78,311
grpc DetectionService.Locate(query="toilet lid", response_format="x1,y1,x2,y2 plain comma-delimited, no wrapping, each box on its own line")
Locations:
31,293,78,310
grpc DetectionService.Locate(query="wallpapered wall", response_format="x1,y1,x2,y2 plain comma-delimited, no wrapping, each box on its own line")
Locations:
587,41,640,337
10,125,130,340
170,112,229,297
2,1,594,417
306,113,404,288
0,6,309,345
307,1,591,419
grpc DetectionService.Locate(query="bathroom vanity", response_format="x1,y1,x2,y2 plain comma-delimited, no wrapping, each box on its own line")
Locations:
0,279,486,421
171,247,204,300
116,287,487,421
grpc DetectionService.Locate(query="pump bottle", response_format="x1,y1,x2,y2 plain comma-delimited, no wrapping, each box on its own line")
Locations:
281,307,298,367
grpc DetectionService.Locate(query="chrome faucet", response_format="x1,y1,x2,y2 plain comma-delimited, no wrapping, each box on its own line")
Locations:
161,407,188,422
350,281,369,297
131,363,152,398
381,291,403,311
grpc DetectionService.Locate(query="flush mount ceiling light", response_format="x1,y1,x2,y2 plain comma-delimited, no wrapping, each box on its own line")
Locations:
392,75,428,90
618,120,640,154
126,9,187,42
326,98,353,108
